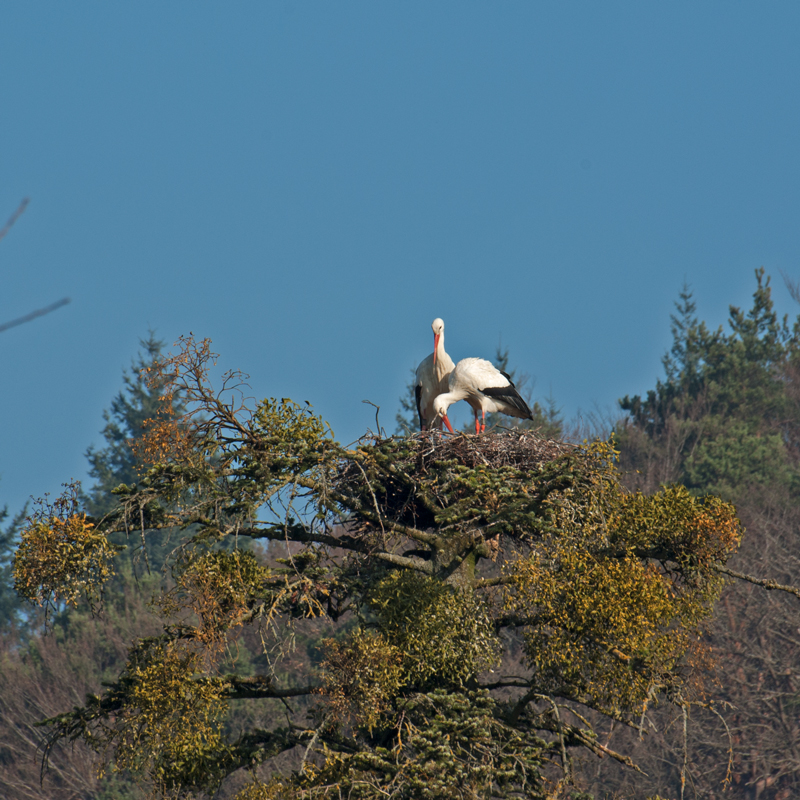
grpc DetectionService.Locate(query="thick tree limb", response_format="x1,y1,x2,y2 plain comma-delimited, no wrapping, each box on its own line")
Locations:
237,522,434,574
220,676,318,700
236,522,366,552
374,551,433,573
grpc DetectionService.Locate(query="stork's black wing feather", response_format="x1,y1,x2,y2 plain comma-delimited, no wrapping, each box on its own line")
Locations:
415,383,424,429
499,369,516,386
481,384,534,419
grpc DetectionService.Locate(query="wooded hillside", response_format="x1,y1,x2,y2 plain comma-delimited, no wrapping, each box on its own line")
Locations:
2,272,800,800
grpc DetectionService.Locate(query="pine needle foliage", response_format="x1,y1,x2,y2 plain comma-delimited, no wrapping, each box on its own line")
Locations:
619,268,800,503
84,333,184,518
16,335,744,799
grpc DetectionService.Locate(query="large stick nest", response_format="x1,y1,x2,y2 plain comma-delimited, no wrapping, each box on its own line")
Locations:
391,429,576,471
336,430,579,532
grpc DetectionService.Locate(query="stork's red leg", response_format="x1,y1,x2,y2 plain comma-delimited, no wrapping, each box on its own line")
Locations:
480,410,486,434
474,413,480,435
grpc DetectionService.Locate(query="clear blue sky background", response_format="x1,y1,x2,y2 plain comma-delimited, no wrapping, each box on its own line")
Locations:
3,3,800,516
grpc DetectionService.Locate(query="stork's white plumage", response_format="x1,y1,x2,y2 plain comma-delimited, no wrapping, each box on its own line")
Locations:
415,318,455,431
433,357,533,434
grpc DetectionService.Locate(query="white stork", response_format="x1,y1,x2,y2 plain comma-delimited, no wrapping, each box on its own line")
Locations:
415,318,455,431
433,357,533,434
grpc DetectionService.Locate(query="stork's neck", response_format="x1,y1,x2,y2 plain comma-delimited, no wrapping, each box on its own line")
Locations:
433,332,452,383
435,387,468,415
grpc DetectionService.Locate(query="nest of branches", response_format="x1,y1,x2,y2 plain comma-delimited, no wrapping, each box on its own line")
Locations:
336,430,580,534
393,428,576,470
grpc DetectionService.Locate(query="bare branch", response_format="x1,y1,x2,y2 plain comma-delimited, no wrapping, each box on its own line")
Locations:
374,551,433,573
780,269,800,306
0,197,29,244
0,198,70,334
0,298,71,334
715,563,800,600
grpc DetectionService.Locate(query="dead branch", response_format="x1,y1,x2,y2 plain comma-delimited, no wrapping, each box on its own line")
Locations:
715,563,800,600
780,269,800,306
0,297,71,334
0,198,29,244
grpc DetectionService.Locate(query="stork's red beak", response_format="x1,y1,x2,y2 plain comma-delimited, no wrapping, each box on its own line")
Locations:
442,414,454,433
433,333,440,367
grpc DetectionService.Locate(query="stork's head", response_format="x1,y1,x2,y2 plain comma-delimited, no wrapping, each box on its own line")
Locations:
431,318,444,366
433,394,455,433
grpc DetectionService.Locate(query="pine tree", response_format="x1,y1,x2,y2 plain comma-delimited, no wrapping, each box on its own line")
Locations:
0,500,26,632
84,332,183,518
619,268,800,502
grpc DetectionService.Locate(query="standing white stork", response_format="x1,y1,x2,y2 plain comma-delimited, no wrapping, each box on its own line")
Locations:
433,357,534,434
415,318,455,431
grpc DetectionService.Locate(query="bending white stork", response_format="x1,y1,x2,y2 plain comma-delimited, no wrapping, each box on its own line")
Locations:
414,318,455,431
433,357,533,434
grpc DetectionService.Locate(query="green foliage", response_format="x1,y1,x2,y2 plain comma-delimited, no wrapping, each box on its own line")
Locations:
13,484,118,617
2,334,187,800
159,549,270,645
366,571,501,689
15,335,745,799
619,269,800,503
231,777,286,799
253,398,330,451
81,333,190,592
45,637,230,794
319,628,403,732
300,689,548,799
507,476,740,712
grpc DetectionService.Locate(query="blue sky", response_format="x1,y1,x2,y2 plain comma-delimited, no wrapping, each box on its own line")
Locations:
2,3,800,515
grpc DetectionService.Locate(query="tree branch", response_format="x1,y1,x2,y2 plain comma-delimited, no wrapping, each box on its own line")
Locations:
0,197,28,243
374,551,433,573
220,676,318,700
236,523,368,553
715,563,800,600
474,575,517,588
296,478,442,548
237,523,433,573
0,297,71,334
